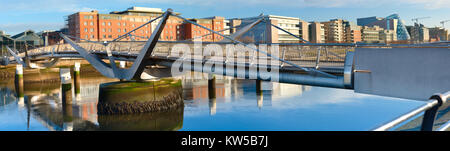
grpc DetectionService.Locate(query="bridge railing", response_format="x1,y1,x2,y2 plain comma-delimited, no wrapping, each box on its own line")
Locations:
373,91,450,131
21,41,352,73
22,40,446,74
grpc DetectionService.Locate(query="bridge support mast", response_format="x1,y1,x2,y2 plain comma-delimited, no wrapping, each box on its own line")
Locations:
61,9,173,80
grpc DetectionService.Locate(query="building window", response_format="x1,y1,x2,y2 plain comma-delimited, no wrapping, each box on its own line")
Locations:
123,22,126,26
85,35,88,39
109,29,112,32
103,35,106,38
84,22,87,26
108,35,112,38
132,24,135,27
91,35,94,38
124,29,127,33
84,28,88,32
108,22,111,26
90,28,94,32
102,22,105,26
90,22,94,26
118,29,121,32
102,28,106,32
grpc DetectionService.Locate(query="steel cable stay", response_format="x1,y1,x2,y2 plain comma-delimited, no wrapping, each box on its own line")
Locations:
112,15,164,43
123,23,246,43
61,13,163,49
56,15,164,77
171,14,338,78
181,24,245,42
59,10,172,80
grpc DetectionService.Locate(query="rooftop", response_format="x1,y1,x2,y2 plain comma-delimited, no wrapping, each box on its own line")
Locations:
110,6,180,15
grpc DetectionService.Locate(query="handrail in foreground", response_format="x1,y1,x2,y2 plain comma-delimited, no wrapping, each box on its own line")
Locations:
373,91,450,131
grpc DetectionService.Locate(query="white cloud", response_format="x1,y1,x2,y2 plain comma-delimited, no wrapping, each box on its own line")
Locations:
121,0,450,9
0,0,105,13
0,23,64,35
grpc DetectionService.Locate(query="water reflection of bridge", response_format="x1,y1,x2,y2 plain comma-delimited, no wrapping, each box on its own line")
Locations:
180,73,311,115
1,71,315,130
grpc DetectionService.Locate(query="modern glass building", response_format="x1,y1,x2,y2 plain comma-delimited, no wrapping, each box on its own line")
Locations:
385,14,410,41
357,14,411,41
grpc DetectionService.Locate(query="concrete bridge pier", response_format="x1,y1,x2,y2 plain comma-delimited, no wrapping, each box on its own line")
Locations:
97,79,184,114
60,68,73,126
73,62,81,100
208,74,217,115
256,79,262,94
209,97,217,116
119,61,127,81
120,61,127,68
208,74,216,99
14,64,24,100
256,80,263,109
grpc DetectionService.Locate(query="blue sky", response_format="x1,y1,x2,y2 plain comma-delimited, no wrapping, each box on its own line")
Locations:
0,0,449,35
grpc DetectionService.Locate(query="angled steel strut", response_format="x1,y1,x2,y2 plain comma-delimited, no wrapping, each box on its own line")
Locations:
60,9,173,80
6,46,25,66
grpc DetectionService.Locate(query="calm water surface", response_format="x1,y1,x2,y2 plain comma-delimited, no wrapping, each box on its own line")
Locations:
0,71,435,131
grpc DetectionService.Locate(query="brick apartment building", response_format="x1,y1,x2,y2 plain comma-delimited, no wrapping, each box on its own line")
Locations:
184,16,225,41
67,7,226,42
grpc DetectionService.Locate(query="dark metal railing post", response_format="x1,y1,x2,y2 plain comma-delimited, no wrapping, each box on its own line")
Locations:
421,94,446,131
373,91,449,131
421,105,440,131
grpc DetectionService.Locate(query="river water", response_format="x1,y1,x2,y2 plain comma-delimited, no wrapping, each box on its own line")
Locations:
0,69,443,131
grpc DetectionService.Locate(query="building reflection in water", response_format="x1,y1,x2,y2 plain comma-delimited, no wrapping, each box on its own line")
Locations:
0,71,311,131
180,72,311,115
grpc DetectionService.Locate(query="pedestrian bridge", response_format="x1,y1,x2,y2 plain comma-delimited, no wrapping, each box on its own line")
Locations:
1,9,449,100
1,8,450,131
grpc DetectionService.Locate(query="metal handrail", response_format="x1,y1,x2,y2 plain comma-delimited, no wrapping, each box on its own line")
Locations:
438,120,450,131
373,91,450,131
